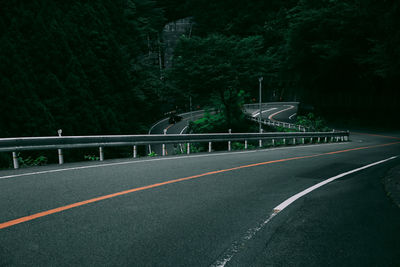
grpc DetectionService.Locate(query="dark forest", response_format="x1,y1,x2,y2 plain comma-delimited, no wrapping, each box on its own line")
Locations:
1,0,399,138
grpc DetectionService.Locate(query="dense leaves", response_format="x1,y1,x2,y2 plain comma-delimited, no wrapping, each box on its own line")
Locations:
1,0,399,142
167,0,400,125
168,34,267,128
0,0,165,137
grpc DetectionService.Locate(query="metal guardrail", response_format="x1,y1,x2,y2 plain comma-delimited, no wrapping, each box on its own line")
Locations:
247,116,307,132
243,102,299,109
243,102,305,131
1,131,349,169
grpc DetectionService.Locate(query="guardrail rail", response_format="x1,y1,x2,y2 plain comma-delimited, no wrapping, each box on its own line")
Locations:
0,131,349,169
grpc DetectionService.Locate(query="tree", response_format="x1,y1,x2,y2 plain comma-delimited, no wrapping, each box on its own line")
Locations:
168,34,267,128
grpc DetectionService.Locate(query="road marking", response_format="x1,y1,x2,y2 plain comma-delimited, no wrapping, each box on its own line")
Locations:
0,142,399,230
0,142,350,181
273,155,398,212
212,155,398,267
289,113,297,120
180,126,188,134
354,132,400,140
164,124,174,133
148,110,205,152
251,108,277,117
268,105,295,121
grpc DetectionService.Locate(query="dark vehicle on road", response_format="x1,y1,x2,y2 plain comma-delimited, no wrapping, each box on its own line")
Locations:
166,111,182,124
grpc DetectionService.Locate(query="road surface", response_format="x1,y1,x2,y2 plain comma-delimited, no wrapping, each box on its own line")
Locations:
0,131,399,266
148,110,210,156
244,103,299,123
149,103,298,156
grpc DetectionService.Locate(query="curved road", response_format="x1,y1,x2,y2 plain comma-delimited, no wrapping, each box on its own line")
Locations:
148,110,210,155
149,102,298,156
0,132,399,266
244,102,299,123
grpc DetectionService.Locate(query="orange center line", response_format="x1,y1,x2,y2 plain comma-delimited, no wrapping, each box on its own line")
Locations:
353,132,400,140
1,141,399,230
165,124,174,132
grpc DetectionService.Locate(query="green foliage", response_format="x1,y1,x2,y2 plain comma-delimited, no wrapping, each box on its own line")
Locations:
231,142,255,150
275,126,298,133
0,0,166,138
297,113,330,132
84,155,100,161
148,151,158,157
17,154,48,167
189,111,259,134
169,0,400,123
2,0,400,148
168,34,268,128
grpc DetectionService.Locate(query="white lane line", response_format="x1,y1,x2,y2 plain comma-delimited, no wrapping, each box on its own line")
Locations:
289,113,297,120
148,111,205,152
180,126,188,134
273,155,397,212
212,155,398,267
268,105,295,121
251,108,277,117
0,142,347,181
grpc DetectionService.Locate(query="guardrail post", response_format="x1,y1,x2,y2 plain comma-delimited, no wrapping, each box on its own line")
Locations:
162,129,167,156
283,138,286,145
99,147,104,161
12,152,19,169
310,137,313,143
245,140,248,149
272,139,275,146
317,137,321,143
259,129,263,148
293,138,296,145
208,142,212,152
228,129,231,151
324,137,327,143
302,138,305,144
133,145,137,158
187,143,190,154
58,149,64,164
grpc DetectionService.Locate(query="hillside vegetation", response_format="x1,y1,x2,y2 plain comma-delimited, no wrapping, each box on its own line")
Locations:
1,0,399,139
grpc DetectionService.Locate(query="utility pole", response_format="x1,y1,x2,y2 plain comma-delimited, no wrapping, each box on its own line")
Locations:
259,77,263,133
190,95,193,121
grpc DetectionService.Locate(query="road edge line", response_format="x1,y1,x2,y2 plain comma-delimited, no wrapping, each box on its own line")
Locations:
212,155,398,267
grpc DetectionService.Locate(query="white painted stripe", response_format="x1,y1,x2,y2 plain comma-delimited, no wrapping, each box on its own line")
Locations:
251,108,277,117
147,110,205,152
0,142,346,181
268,105,295,121
180,125,188,134
273,155,397,212
212,155,398,267
289,113,297,120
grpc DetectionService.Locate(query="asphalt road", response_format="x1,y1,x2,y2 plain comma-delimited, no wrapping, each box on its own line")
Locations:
148,110,207,156
1,132,399,266
149,103,298,156
244,103,299,123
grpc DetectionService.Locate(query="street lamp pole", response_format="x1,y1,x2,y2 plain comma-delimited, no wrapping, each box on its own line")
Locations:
189,95,193,121
258,76,263,133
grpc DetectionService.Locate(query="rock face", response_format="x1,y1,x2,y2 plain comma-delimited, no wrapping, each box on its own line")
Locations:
162,17,193,68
